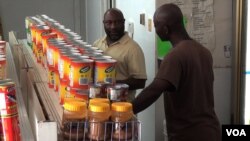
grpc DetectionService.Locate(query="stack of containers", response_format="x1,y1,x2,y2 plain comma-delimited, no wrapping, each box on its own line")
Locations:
88,102,110,140
61,97,137,140
41,32,57,68
61,98,87,140
26,15,140,140
111,102,134,140
0,80,21,141
0,41,6,80
26,15,135,103
25,16,37,47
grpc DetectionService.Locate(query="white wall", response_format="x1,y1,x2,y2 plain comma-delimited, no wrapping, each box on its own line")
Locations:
214,68,231,124
212,0,232,124
115,1,156,141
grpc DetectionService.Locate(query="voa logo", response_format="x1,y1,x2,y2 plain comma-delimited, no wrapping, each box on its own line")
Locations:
226,129,246,136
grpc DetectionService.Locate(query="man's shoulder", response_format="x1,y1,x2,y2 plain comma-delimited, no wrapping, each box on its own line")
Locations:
122,35,141,49
93,36,106,46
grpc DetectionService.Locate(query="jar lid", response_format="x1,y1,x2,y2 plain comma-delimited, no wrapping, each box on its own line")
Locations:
63,99,87,112
64,97,86,103
88,103,110,112
89,98,110,105
111,102,132,112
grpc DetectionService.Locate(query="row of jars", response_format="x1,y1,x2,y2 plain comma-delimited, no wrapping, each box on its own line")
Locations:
62,98,136,141
25,16,139,141
25,15,121,103
26,16,117,84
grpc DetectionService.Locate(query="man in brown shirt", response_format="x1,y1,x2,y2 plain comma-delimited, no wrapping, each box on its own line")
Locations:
132,3,221,141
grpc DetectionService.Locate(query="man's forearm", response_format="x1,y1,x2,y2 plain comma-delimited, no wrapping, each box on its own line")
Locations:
116,78,146,90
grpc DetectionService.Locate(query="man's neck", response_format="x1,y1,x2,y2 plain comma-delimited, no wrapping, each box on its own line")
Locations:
106,33,125,46
106,38,115,46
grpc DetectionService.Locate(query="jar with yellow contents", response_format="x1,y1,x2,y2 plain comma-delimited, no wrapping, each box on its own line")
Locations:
61,98,87,141
88,98,110,105
111,102,134,140
88,102,110,140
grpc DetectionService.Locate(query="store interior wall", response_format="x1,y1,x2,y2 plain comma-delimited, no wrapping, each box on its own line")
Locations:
212,0,232,125
0,2,3,40
80,0,108,44
0,0,78,40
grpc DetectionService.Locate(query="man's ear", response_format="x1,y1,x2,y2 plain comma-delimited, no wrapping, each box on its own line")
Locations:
163,26,169,35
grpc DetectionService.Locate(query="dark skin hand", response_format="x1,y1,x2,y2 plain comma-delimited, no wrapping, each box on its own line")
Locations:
132,78,175,114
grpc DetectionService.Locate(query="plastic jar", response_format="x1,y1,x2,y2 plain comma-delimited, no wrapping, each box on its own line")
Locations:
88,102,110,140
111,102,134,140
62,99,87,141
88,83,102,99
88,98,110,105
107,83,129,103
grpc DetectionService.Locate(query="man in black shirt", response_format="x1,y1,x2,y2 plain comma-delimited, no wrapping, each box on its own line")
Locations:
132,3,221,141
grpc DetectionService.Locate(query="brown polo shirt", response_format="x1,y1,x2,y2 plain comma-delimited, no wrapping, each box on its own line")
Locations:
93,32,147,101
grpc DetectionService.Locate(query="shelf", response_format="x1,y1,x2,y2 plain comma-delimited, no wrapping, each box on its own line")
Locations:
6,42,35,141
19,39,63,123
14,39,60,141
9,30,57,141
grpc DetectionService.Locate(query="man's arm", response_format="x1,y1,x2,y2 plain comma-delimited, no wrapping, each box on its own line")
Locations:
132,78,175,114
116,77,146,90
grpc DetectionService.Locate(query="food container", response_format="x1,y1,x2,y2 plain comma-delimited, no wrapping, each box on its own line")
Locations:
111,102,134,140
59,78,69,105
88,83,102,99
107,83,129,103
88,98,110,105
88,103,110,140
0,81,21,141
94,59,117,85
69,88,89,101
0,57,6,80
62,99,87,141
69,59,94,88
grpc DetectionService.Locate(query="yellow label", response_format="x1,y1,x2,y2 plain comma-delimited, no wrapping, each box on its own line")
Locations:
95,62,116,84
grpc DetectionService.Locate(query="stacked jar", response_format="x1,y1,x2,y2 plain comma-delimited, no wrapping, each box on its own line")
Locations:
61,98,87,141
111,102,134,140
88,98,110,105
88,102,110,140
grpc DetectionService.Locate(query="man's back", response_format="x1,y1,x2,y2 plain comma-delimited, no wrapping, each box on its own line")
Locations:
156,40,221,141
